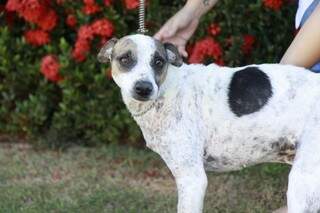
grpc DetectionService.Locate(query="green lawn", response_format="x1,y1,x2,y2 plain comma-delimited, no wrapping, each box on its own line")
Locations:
0,143,290,213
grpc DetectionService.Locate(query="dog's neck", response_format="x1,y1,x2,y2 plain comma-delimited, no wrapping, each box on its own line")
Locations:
122,95,156,117
122,64,183,118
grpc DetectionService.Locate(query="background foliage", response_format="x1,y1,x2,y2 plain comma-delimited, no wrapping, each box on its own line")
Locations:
0,0,296,147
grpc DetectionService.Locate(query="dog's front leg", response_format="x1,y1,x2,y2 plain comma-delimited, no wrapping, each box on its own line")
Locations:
155,138,207,213
175,167,208,213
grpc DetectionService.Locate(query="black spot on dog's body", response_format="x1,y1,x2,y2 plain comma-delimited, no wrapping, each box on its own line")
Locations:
228,67,273,117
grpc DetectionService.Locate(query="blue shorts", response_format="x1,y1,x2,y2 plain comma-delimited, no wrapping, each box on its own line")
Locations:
300,0,320,73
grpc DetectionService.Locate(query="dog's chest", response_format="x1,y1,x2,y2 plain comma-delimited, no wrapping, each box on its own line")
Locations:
135,100,183,146
136,93,204,154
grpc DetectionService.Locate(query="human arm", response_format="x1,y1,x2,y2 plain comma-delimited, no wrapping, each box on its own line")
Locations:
154,0,219,57
280,4,320,68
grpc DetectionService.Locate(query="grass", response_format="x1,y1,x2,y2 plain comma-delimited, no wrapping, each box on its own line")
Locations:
0,143,291,213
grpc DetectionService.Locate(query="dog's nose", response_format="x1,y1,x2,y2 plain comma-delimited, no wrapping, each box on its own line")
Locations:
134,81,153,97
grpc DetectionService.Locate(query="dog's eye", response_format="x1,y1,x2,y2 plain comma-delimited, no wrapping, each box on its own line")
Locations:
118,52,135,67
119,54,130,65
116,52,137,69
154,58,164,68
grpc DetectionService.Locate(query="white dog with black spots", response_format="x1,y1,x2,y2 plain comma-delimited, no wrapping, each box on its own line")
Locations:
98,34,320,213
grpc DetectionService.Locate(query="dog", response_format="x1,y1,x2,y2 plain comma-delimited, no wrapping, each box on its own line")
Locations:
98,34,320,213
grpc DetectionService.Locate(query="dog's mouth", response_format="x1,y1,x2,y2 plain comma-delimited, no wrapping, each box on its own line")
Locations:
132,94,152,102
132,93,153,102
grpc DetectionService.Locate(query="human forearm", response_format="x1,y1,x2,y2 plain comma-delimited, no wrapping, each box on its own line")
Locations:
280,5,320,68
185,0,219,18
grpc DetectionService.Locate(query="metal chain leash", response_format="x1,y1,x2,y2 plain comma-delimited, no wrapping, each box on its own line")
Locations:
137,0,148,34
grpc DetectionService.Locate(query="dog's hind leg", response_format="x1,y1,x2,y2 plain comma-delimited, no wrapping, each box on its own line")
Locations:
287,164,320,213
287,109,320,213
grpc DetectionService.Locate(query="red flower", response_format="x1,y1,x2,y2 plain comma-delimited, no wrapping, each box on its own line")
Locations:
40,55,62,82
71,18,113,63
66,14,77,27
5,0,21,11
36,9,58,31
263,0,283,10
24,29,50,46
82,0,101,15
72,24,95,62
104,0,112,6
78,25,94,40
189,37,223,64
6,0,58,31
208,23,221,36
72,39,91,62
91,18,114,37
124,0,139,10
241,34,256,55
20,0,44,23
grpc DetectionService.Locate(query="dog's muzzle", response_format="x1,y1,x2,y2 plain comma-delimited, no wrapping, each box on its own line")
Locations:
133,80,153,101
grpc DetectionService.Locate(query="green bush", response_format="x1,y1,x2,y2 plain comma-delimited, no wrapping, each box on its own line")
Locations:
0,0,295,147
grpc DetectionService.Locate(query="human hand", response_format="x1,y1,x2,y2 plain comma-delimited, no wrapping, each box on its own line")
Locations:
154,6,200,57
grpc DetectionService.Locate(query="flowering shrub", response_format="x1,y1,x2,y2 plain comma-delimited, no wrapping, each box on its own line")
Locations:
0,0,295,147
40,55,63,82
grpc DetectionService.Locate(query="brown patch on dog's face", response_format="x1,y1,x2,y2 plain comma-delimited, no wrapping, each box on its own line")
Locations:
151,40,169,86
111,38,138,76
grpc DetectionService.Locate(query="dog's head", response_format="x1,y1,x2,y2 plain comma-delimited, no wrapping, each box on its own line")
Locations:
98,34,182,101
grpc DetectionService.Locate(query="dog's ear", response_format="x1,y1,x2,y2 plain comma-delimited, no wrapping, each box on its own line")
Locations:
164,43,183,67
97,37,118,63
